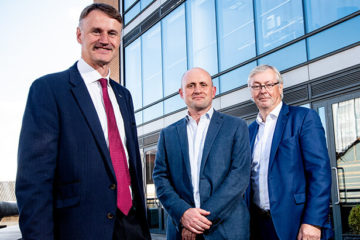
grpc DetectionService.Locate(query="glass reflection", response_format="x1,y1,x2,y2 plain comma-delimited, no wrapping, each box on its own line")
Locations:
332,97,360,203
219,62,256,93
304,0,360,32
125,39,142,110
162,5,187,97
255,0,304,54
216,0,256,71
142,23,163,105
186,0,218,76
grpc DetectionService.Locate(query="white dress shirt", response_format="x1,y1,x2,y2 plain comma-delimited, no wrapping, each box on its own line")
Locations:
77,59,129,163
251,101,282,210
186,107,214,208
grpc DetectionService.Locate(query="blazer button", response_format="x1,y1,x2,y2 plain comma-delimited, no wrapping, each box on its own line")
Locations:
109,184,116,190
107,212,114,219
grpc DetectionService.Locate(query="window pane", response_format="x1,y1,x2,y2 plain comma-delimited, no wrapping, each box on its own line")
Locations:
304,0,360,32
143,102,163,123
135,111,143,125
220,61,257,93
162,5,187,96
307,16,360,60
125,0,137,11
258,40,307,71
255,0,304,54
125,39,142,110
216,0,256,71
141,0,153,10
212,77,220,96
125,2,140,25
142,23,163,105
186,0,218,76
164,95,186,114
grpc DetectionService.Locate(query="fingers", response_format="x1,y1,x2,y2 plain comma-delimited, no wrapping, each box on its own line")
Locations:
181,208,213,234
182,228,197,240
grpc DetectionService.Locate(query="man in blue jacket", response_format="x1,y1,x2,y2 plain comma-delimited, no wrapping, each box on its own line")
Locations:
16,3,150,239
153,68,251,239
247,65,331,240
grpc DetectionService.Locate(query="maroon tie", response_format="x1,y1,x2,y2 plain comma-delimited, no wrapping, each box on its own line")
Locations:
99,78,132,215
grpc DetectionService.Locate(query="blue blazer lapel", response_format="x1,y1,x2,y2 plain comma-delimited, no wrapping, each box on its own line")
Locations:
69,65,116,180
269,103,289,171
176,119,192,184
199,111,224,175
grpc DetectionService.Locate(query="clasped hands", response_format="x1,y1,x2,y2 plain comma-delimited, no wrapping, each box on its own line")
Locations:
180,208,212,240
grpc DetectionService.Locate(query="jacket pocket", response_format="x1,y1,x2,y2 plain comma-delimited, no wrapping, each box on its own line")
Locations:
294,192,306,204
54,182,80,208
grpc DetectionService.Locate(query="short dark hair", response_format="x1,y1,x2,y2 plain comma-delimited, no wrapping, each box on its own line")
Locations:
79,3,123,24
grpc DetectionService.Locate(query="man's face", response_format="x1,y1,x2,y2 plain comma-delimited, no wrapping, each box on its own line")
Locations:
76,10,122,69
179,69,216,114
250,68,283,113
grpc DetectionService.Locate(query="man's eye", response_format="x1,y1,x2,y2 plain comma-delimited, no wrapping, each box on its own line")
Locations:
252,85,260,89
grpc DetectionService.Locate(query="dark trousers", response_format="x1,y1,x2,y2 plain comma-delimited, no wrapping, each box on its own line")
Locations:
250,205,279,240
112,208,150,240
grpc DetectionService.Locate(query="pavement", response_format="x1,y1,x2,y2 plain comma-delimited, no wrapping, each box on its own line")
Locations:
0,224,166,240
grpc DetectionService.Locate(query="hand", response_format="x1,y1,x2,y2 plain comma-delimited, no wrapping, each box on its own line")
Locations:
180,208,212,234
182,227,197,240
297,223,321,240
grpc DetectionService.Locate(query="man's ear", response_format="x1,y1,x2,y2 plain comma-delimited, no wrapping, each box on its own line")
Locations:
179,88,184,99
76,27,82,44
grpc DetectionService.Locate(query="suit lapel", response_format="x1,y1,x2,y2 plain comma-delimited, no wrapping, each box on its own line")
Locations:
249,124,259,157
199,111,224,175
69,65,116,180
176,119,192,183
268,103,289,171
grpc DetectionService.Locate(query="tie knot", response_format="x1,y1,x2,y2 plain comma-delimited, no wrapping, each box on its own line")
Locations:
99,78,107,89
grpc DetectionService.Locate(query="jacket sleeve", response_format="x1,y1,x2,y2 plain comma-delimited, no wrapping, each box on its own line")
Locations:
300,109,332,227
152,130,192,229
201,120,251,228
16,79,58,240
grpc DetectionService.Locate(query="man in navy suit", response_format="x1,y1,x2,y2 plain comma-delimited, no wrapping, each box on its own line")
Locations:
16,3,150,240
247,65,331,240
153,68,251,240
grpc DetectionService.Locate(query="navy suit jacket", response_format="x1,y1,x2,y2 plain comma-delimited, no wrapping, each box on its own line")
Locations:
153,111,251,240
248,103,331,240
16,63,150,240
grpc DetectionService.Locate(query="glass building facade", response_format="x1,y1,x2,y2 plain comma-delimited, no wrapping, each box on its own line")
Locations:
120,0,360,238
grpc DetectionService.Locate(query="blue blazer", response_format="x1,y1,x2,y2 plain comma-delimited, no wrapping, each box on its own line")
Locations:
16,63,150,240
153,111,251,240
248,103,332,240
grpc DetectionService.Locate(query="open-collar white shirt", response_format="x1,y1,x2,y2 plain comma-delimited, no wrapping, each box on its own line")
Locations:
186,107,214,208
251,101,282,210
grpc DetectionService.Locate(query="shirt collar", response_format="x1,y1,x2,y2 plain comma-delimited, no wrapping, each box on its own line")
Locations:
256,101,283,125
186,107,214,123
77,58,111,85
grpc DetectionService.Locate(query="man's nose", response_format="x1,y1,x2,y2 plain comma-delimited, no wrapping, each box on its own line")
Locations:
99,33,109,43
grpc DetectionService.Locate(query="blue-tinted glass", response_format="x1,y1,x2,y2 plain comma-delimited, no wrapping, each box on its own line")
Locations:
125,0,137,11
307,16,360,60
125,2,140,25
304,0,360,32
142,23,163,105
186,0,218,76
143,102,163,123
255,0,304,54
162,5,187,96
141,0,153,10
125,39,142,110
212,77,220,96
220,62,257,93
216,0,256,71
258,40,306,71
164,94,186,114
135,111,143,125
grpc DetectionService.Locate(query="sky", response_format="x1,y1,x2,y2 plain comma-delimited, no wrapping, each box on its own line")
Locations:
0,0,92,181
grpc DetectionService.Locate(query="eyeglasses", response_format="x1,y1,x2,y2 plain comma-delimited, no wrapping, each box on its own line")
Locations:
250,82,280,91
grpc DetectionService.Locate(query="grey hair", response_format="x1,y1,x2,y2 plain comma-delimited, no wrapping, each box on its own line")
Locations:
247,65,283,87
247,65,283,99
